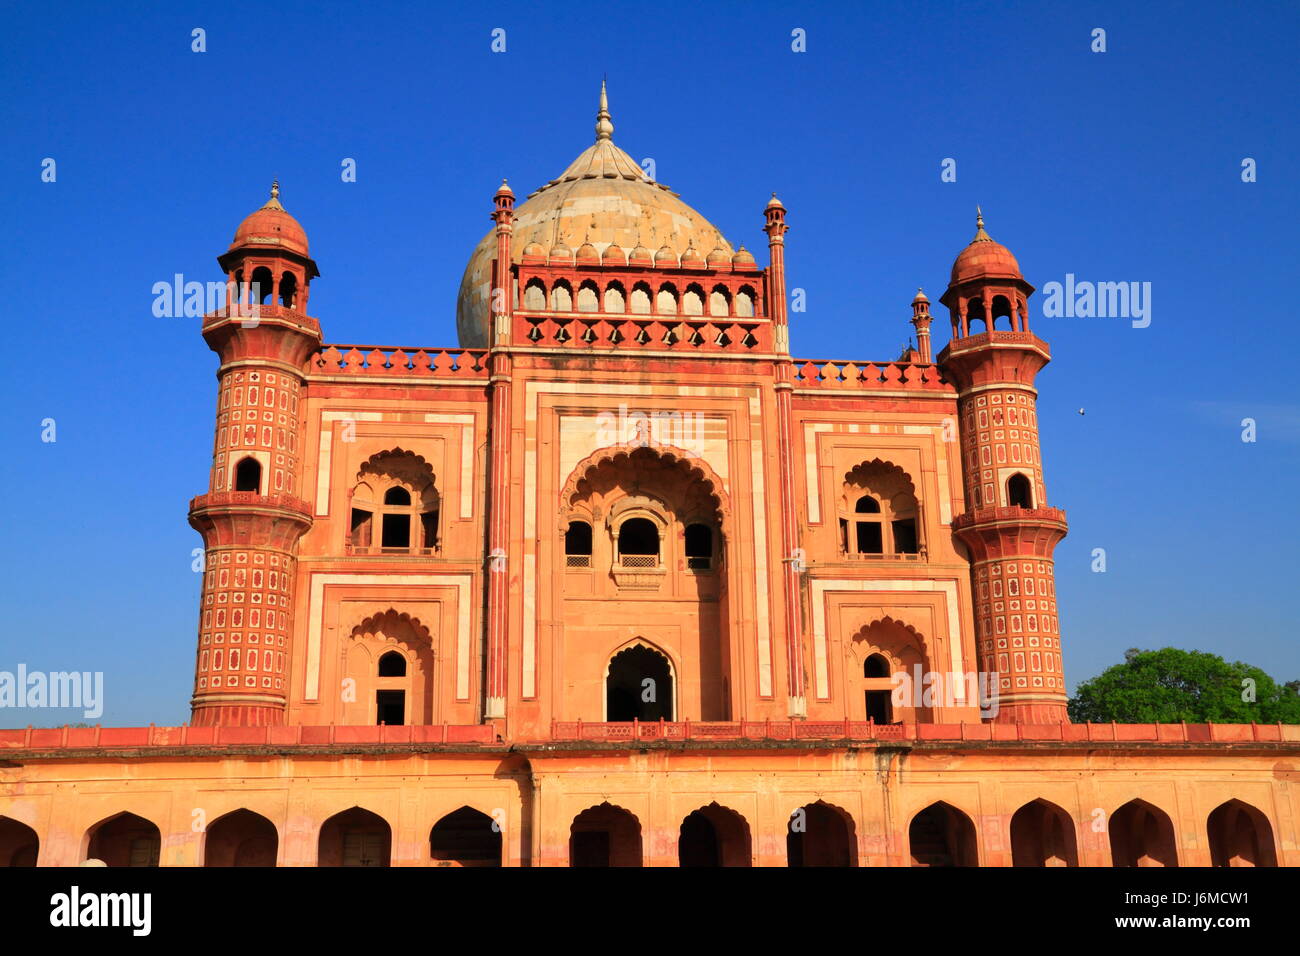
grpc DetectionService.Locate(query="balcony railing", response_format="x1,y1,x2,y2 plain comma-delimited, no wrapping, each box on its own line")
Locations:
565,554,592,568
618,553,659,568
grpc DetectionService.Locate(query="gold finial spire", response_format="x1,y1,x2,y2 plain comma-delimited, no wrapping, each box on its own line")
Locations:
973,205,991,241
261,179,285,210
595,78,614,142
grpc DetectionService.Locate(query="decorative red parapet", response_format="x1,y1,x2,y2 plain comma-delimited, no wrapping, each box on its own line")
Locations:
792,359,951,391
0,724,498,750
541,720,1300,744
312,344,489,378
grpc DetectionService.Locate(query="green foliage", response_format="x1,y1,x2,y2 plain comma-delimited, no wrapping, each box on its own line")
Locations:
1068,647,1300,724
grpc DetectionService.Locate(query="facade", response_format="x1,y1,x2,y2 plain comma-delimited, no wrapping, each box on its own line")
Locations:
1,86,1296,867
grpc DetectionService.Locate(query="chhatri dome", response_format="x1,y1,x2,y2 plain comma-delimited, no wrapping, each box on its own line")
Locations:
949,207,1021,286
456,81,735,347
230,180,310,258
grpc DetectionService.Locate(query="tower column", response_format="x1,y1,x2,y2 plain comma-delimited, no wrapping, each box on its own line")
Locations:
191,183,321,727
939,210,1070,723
764,194,807,718
484,181,515,721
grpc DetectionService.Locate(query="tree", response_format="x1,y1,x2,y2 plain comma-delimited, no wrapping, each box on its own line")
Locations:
1068,647,1300,724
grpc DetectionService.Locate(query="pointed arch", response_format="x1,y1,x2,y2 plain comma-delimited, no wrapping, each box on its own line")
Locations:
84,811,161,867
1207,799,1277,867
605,639,675,721
679,803,752,867
909,801,978,867
787,800,857,867
0,816,39,867
1010,799,1078,867
203,809,279,867
318,806,391,867
559,441,730,525
430,806,502,867
1109,798,1177,867
570,803,642,867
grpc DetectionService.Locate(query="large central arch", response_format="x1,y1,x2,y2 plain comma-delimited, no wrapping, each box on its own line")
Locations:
605,641,675,721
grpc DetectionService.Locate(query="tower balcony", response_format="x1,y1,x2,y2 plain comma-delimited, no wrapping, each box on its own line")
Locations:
188,492,314,550
189,491,313,517
952,506,1068,561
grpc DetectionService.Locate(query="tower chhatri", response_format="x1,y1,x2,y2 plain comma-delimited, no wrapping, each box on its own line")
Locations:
189,183,321,726
939,209,1070,724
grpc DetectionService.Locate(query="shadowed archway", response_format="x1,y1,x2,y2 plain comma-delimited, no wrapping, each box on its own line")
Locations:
570,803,642,867
1207,799,1277,867
787,801,857,867
909,802,978,867
430,807,502,867
0,816,38,867
1010,799,1077,867
1109,799,1177,867
204,809,278,867
318,807,391,867
678,803,752,867
85,812,161,867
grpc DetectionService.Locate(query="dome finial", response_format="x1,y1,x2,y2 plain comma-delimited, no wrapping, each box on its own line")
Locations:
261,179,285,211
595,77,614,142
973,205,991,241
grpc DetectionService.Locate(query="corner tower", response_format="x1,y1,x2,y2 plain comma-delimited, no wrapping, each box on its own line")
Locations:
188,184,322,726
938,210,1070,724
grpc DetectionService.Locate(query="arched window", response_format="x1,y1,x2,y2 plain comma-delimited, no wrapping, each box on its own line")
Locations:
682,286,705,316
709,287,730,317
684,523,714,570
992,294,1013,330
278,272,298,309
617,517,659,567
1007,473,1033,508
606,644,672,721
630,283,652,315
735,287,755,318
565,520,593,568
551,281,573,312
656,285,678,316
523,280,546,311
839,461,922,557
577,280,599,313
863,654,892,723
378,651,406,677
250,267,274,305
234,457,262,493
966,297,987,333
603,282,626,313
350,450,441,555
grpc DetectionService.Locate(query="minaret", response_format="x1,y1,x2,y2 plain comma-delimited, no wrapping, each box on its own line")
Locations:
764,193,807,718
910,288,933,363
484,178,515,721
938,209,1070,724
188,183,321,726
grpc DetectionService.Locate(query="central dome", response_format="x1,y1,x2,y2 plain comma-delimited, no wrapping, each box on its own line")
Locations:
455,82,734,347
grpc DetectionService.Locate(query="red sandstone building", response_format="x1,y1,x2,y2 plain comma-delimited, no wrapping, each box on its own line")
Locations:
1,86,1295,867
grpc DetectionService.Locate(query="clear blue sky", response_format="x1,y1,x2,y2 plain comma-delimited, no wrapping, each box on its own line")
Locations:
1,1,1296,725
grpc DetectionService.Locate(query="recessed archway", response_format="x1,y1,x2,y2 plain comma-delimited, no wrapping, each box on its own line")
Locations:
204,809,278,867
787,801,857,867
1207,799,1277,867
678,803,752,867
317,807,392,867
1109,799,1178,867
570,803,642,867
605,643,674,721
0,816,39,867
85,812,161,867
909,802,978,867
1010,799,1077,867
430,807,502,867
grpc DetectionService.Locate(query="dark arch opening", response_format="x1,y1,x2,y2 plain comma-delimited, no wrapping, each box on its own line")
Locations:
1010,799,1078,867
787,802,856,867
1007,473,1033,508
384,487,411,506
854,495,881,513
278,271,298,308
864,654,890,678
204,809,278,867
378,651,406,677
1109,799,1178,867
234,457,261,493
910,802,978,867
565,520,593,566
679,804,752,867
617,517,659,557
684,523,713,570
1208,800,1277,867
570,804,642,867
318,807,391,867
0,817,39,867
430,807,502,867
606,644,672,721
250,266,274,305
86,812,160,867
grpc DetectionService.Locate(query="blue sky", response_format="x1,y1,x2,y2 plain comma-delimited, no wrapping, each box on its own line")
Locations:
1,1,1297,725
